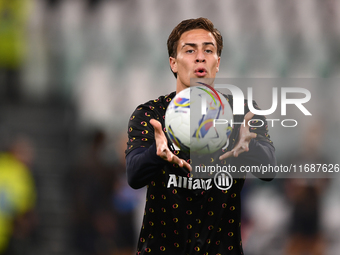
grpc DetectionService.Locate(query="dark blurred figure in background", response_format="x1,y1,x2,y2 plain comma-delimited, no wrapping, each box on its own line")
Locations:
284,123,329,255
0,135,37,255
111,133,139,255
285,179,327,255
0,0,30,103
72,130,137,255
72,130,117,255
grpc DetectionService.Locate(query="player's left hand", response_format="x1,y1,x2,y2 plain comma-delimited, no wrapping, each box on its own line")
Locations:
219,111,257,160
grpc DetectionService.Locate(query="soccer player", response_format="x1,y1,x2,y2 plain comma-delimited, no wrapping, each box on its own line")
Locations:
126,17,276,255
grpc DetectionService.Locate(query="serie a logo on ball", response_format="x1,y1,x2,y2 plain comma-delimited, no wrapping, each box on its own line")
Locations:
165,85,233,154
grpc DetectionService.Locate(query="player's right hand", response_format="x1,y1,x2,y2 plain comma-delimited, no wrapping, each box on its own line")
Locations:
150,119,192,171
219,111,257,160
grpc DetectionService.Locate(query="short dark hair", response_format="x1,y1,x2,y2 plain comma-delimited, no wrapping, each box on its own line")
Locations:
167,17,223,78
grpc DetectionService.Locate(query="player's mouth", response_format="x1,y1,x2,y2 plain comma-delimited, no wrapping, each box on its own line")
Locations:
194,68,207,77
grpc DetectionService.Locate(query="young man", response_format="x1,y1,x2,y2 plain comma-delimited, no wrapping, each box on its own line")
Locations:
126,18,276,255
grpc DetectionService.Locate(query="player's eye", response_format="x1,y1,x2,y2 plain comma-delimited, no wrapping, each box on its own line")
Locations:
205,49,213,53
186,49,194,53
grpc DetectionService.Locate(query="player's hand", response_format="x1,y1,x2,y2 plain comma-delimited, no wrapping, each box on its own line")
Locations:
219,111,257,160
150,119,192,171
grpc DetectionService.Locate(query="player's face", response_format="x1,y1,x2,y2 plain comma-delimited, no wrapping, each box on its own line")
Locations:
170,29,220,93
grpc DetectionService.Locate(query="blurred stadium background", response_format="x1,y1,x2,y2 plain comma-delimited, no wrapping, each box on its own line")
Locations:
0,0,340,254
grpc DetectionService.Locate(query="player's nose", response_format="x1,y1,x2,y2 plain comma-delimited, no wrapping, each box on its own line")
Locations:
195,50,206,63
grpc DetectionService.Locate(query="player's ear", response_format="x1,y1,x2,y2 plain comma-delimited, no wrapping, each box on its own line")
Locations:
169,57,178,74
216,56,221,73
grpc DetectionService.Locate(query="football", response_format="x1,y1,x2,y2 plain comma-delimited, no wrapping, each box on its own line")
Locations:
165,85,233,154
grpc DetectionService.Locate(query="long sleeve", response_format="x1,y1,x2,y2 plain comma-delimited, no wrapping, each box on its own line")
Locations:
126,142,166,189
125,93,177,189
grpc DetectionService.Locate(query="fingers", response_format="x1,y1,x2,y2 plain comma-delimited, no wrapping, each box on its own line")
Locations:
244,111,255,123
166,152,174,162
183,161,192,171
150,119,162,133
250,132,257,139
151,118,191,171
155,139,168,158
219,111,257,160
219,144,248,160
242,111,255,133
219,150,234,160
171,155,192,171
